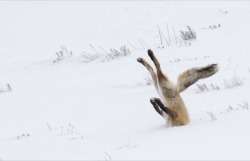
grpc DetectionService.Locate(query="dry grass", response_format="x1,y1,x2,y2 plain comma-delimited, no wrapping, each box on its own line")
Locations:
207,111,217,121
223,75,244,89
136,75,153,86
53,45,73,63
180,26,196,41
0,83,12,93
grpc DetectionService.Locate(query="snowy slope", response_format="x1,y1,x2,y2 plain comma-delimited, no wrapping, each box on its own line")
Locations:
1,1,250,160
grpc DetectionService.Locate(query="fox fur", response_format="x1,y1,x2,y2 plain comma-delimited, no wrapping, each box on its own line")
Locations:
137,49,219,126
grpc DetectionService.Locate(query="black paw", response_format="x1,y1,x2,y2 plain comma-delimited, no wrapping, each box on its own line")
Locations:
150,97,158,104
147,49,154,60
154,98,163,106
137,57,144,64
150,98,156,103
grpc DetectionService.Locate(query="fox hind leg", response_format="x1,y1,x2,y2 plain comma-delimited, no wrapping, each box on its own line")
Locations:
147,49,168,83
147,49,177,98
137,57,160,94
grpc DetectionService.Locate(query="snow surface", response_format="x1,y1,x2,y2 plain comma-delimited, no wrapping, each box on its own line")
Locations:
1,1,250,160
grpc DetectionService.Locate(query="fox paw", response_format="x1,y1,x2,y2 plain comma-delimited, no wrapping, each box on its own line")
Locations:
137,57,144,64
150,97,157,103
147,49,154,59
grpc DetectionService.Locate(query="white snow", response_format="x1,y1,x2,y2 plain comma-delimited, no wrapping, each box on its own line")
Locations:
1,1,250,160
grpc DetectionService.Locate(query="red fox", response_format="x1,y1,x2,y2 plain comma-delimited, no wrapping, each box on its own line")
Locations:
137,49,219,126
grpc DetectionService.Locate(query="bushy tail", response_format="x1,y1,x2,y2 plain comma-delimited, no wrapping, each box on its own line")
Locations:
176,64,219,93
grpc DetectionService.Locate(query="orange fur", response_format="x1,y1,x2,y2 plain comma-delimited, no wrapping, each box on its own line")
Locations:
137,49,219,126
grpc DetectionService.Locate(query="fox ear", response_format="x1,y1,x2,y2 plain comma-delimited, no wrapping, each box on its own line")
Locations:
177,64,219,93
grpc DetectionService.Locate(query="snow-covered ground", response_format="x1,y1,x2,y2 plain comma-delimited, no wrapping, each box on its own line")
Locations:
1,1,250,160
